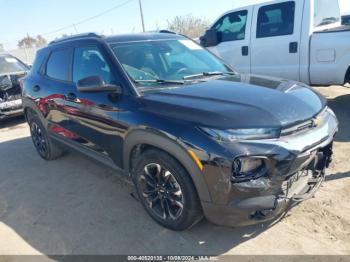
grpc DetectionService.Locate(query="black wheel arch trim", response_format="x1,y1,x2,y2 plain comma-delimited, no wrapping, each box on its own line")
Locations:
23,101,45,124
123,129,212,203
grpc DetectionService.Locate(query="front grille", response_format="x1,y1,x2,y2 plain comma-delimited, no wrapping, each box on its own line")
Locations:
281,119,314,136
280,107,328,137
281,169,312,197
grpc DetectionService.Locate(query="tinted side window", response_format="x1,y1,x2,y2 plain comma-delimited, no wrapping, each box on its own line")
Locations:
257,1,295,38
73,46,112,84
46,49,71,81
31,49,46,74
213,10,248,43
343,15,350,25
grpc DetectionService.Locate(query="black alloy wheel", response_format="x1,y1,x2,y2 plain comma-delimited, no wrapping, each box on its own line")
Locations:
133,149,202,231
30,121,48,158
139,163,185,220
28,115,64,161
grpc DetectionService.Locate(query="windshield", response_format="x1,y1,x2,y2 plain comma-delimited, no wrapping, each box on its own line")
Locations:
0,56,28,75
110,39,232,87
314,0,340,27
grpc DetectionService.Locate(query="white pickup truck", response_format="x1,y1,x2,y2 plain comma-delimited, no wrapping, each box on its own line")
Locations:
200,0,350,86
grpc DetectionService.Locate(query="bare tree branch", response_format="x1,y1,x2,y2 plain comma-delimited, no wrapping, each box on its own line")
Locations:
167,15,210,38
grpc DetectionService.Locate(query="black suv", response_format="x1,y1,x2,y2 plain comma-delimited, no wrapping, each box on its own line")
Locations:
22,33,338,230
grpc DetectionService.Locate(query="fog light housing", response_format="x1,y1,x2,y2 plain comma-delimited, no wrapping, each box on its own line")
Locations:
232,157,267,183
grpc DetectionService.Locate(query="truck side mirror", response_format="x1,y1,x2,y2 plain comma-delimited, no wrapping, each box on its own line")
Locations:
200,29,219,48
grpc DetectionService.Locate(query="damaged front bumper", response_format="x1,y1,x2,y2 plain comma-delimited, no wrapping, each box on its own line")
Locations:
0,72,26,120
202,108,338,227
0,99,23,120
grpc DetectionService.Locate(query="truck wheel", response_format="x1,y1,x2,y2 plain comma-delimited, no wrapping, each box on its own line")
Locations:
133,149,203,231
29,116,64,161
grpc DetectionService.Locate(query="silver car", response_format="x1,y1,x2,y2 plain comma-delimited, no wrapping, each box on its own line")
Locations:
0,54,30,120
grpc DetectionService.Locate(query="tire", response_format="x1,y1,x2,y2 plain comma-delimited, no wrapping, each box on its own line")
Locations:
28,115,64,161
132,149,203,231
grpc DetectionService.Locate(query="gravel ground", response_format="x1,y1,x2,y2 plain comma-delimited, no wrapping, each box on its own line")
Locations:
0,85,349,256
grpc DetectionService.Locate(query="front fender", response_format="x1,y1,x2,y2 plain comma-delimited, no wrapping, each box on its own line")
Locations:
123,128,212,203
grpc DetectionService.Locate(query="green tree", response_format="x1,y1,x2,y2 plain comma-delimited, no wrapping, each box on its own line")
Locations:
167,15,210,38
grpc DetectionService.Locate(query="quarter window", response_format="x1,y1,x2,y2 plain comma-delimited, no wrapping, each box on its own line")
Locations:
73,46,113,84
46,49,71,81
213,10,248,43
257,1,295,38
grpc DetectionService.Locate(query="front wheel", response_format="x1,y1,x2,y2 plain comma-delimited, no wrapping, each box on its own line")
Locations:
133,149,202,231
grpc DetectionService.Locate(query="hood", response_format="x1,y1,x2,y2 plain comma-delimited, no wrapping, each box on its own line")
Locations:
140,74,327,129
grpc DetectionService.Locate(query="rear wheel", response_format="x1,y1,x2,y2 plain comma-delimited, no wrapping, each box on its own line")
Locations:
133,149,202,231
29,116,63,160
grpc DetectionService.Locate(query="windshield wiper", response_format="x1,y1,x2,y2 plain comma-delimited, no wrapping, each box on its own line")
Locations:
183,71,235,80
134,79,185,85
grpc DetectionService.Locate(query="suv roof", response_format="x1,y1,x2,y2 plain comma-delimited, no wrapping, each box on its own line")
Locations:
106,32,183,43
49,32,102,45
48,32,184,47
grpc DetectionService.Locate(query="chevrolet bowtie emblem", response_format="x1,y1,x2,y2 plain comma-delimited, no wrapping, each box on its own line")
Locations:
313,114,324,128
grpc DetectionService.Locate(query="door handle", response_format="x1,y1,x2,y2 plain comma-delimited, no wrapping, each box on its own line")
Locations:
242,46,249,56
66,93,77,101
32,85,40,92
289,42,298,53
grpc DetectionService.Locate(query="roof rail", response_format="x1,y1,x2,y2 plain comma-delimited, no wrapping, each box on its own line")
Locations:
49,33,102,45
158,30,177,34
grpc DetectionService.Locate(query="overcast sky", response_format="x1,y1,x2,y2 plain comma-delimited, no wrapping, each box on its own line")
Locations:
1,0,349,50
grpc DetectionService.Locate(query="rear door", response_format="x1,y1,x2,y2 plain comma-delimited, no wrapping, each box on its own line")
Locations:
250,1,302,81
208,8,252,73
40,47,75,134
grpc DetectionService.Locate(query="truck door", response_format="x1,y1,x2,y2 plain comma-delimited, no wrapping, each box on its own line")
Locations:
250,0,303,81
207,8,252,73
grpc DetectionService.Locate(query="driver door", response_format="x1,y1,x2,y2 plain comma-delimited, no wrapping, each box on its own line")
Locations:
62,45,123,165
207,8,252,73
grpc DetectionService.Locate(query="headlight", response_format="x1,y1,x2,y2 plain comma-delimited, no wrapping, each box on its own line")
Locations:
327,107,336,117
232,157,267,183
233,158,263,173
201,127,280,141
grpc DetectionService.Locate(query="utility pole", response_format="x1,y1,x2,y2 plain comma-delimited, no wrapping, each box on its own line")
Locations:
73,24,79,34
139,0,146,32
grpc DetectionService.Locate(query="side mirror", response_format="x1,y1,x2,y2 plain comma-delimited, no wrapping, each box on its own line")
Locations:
200,29,219,48
77,75,122,93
